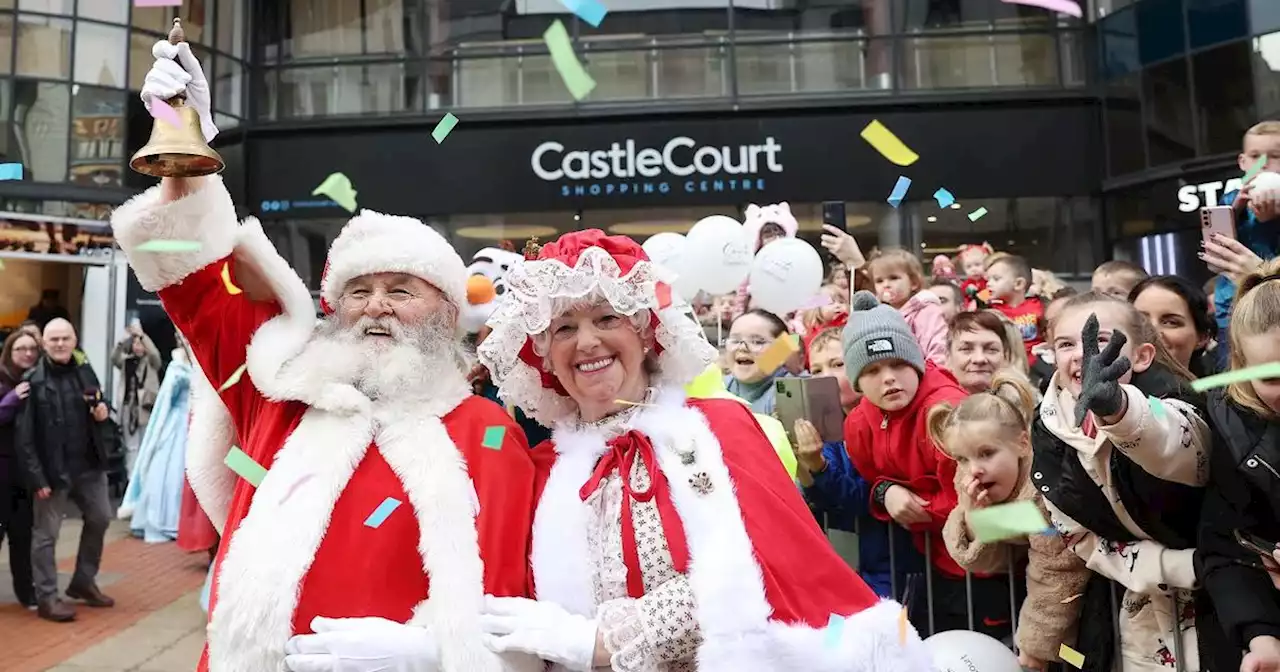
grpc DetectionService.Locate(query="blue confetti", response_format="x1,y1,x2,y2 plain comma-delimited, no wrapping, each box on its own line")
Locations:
933,187,955,208
823,613,846,648
0,163,24,181
886,175,912,208
364,497,403,528
557,0,608,27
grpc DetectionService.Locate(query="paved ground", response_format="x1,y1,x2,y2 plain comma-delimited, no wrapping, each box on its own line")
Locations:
0,518,208,672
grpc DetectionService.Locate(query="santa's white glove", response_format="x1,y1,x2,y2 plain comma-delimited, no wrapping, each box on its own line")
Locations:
479,595,598,672
142,40,217,143
283,616,440,672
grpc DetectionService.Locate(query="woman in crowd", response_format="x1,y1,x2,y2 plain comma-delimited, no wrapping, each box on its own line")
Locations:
722,308,793,415
1129,275,1218,379
1197,259,1280,672
476,230,931,671
0,330,39,608
945,310,1024,394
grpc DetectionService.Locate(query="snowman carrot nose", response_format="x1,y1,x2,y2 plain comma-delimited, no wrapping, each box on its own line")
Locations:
467,275,496,305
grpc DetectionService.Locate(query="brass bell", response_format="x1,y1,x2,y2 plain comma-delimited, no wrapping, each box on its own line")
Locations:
129,19,224,178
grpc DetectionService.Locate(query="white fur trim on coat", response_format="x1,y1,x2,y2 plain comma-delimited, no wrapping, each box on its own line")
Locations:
184,352,235,534
110,176,239,292
533,389,935,672
210,393,537,672
321,211,468,312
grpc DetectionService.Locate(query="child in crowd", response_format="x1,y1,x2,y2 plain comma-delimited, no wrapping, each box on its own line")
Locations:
928,282,963,323
796,327,923,598
1091,260,1149,301
1197,258,1280,672
1029,287,1078,393
1030,268,1068,299
934,370,1090,669
1034,291,1217,671
733,202,799,316
866,249,949,366
985,254,1046,361
723,308,792,415
799,283,849,360
957,243,993,309
842,291,970,636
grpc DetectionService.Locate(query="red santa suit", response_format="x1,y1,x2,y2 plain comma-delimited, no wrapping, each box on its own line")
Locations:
478,230,933,671
110,176,541,672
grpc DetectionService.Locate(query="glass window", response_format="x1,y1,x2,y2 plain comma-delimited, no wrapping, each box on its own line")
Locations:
276,62,423,118
1100,7,1139,79
1105,73,1145,176
77,0,127,24
1187,0,1248,49
218,0,246,57
894,0,1001,33
264,0,419,63
1256,0,1280,34
1061,30,1087,87
1193,41,1254,155
215,58,245,116
129,31,157,90
1143,58,1195,166
1255,33,1280,119
177,0,216,45
18,0,70,14
132,3,173,33
454,49,568,108
0,80,15,159
0,14,14,74
70,86,124,188
901,33,1058,89
0,0,11,9
214,111,240,130
736,38,889,96
74,21,127,87
16,14,71,79
12,81,70,183
1137,0,1185,65
1098,0,1136,18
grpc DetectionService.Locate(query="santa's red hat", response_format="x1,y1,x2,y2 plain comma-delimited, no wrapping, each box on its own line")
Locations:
317,211,467,315
478,229,715,425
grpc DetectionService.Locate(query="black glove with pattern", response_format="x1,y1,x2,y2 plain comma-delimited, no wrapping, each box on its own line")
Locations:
1073,313,1131,428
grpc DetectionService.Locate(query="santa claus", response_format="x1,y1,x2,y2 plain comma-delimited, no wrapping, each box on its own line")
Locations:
112,40,542,672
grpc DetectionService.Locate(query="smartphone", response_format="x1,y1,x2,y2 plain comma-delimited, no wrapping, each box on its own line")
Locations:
1234,528,1278,556
822,200,847,232
774,377,844,445
1201,205,1236,242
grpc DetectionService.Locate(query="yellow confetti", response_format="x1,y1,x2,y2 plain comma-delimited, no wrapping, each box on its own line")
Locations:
1060,593,1083,604
860,120,919,167
898,606,908,645
1059,643,1085,668
219,363,247,392
755,334,800,374
220,262,243,295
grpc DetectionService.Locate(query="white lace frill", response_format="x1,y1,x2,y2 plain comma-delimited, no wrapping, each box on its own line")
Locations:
477,246,717,427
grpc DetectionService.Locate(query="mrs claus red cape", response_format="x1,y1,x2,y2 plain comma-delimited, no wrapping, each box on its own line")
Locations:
479,230,934,671
110,176,542,672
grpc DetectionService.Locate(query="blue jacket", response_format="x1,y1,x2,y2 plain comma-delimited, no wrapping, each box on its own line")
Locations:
803,440,924,599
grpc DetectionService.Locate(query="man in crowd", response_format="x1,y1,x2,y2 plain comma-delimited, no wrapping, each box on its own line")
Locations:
16,318,115,622
108,36,542,672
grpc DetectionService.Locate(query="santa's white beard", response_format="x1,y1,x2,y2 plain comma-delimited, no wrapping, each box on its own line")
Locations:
301,312,471,401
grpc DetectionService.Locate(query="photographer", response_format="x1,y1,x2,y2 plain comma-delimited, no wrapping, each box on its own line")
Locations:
111,321,160,471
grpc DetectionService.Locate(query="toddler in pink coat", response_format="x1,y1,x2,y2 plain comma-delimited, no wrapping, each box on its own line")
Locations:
866,249,948,366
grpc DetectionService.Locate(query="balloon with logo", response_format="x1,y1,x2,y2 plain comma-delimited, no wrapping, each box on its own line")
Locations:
748,237,824,315
642,232,699,302
684,215,752,295
924,631,1022,672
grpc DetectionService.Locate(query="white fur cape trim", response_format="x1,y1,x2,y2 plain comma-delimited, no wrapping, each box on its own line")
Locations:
184,352,234,534
210,394,537,672
532,389,935,671
320,210,468,311
110,175,239,292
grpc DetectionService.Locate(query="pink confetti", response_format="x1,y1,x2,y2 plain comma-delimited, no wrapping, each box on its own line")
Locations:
279,473,315,504
799,294,833,310
134,0,183,6
149,99,183,129
1000,0,1083,17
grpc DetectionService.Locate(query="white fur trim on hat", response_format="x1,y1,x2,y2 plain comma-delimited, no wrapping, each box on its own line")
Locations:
742,202,799,252
320,210,468,310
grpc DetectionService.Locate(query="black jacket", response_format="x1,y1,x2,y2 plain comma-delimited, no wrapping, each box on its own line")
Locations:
1196,390,1280,651
14,356,112,490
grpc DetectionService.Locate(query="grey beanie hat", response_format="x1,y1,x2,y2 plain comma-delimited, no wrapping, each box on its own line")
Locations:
841,290,926,388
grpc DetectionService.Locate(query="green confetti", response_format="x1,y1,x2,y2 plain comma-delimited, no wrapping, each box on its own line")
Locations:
967,499,1050,543
544,20,597,100
224,446,267,487
312,172,358,213
432,113,459,144
1148,395,1167,421
218,363,247,392
137,239,203,253
1244,154,1268,183
967,207,988,222
1191,362,1280,392
482,425,506,450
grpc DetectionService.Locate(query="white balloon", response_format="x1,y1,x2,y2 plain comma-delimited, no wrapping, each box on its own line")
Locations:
1250,170,1280,194
749,238,825,315
925,631,1022,672
685,215,752,295
642,232,699,301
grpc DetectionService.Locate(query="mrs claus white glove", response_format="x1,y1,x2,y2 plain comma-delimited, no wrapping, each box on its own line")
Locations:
284,616,440,672
480,595,598,672
142,40,218,143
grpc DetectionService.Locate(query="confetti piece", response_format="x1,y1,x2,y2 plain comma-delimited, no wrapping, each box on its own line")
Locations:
755,334,800,374
279,473,314,504
800,294,833,310
898,606,908,644
364,497,403,528
1244,154,1268,183
859,120,919,167
933,188,955,208
220,262,243,296
968,207,988,222
1148,395,1166,421
886,175,912,208
224,446,267,487
615,398,656,408
0,163,23,181
967,499,1050,543
1191,362,1280,392
218,363,247,392
482,425,506,450
149,98,183,129
1060,593,1083,604
432,113,459,144
1001,0,1083,18
822,614,845,649
135,0,183,6
312,172,358,213
1059,643,1085,668
655,281,673,310
557,0,608,27
137,239,203,253
544,20,597,100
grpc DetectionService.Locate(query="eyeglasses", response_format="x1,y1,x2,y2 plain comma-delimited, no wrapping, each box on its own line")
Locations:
725,336,773,351
338,290,418,311
12,346,38,353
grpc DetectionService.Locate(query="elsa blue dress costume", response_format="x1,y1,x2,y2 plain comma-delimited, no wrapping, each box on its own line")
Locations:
117,349,192,542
